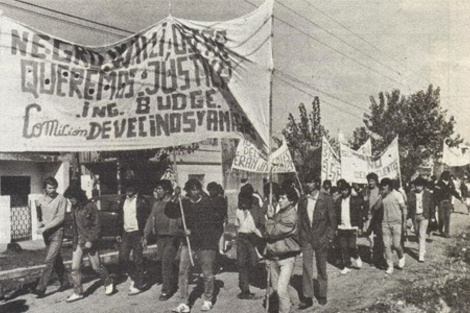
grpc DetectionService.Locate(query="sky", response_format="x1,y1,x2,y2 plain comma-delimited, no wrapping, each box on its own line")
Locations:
1,0,469,142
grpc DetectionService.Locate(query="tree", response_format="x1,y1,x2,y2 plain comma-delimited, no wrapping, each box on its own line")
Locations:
282,97,338,179
350,85,462,182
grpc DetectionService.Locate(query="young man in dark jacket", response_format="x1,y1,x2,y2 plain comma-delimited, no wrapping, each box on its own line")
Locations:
143,180,181,301
64,184,114,302
407,176,434,262
434,171,463,237
117,181,151,295
335,182,364,274
166,179,224,313
298,173,336,309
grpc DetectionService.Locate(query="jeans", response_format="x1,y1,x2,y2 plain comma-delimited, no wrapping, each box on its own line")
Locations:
438,200,453,236
236,234,258,293
71,244,112,295
382,222,404,268
157,236,179,294
269,256,296,313
337,230,359,268
36,228,67,292
302,243,328,300
178,245,216,302
413,215,429,258
118,231,144,289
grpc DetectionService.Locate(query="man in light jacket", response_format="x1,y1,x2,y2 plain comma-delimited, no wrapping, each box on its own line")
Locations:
265,186,301,313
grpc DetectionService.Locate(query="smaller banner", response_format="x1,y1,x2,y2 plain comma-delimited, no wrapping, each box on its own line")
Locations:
321,136,341,183
442,141,470,167
231,138,295,173
357,138,372,156
341,137,400,184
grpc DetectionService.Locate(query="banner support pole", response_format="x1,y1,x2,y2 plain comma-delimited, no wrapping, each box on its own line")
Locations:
173,148,195,266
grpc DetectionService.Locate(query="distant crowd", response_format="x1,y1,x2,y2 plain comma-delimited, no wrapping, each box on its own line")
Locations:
30,169,468,313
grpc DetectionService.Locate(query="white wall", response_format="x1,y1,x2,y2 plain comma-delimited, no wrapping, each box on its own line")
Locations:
0,196,11,244
176,164,223,192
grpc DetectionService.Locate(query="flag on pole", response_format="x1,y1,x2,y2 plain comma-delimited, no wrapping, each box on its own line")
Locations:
442,141,470,167
321,136,341,183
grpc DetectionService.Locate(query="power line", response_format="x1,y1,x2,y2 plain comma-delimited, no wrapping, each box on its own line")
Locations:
276,0,420,84
274,69,367,112
242,0,408,88
275,73,364,120
302,0,430,84
13,0,134,34
0,1,126,38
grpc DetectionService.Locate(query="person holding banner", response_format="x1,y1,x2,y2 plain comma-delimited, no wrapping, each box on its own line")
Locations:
116,181,151,295
298,173,336,309
379,178,407,275
165,179,223,312
143,180,181,301
334,182,364,274
235,184,266,300
265,186,301,313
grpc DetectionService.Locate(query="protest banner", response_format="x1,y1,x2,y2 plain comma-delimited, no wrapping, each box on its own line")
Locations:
341,137,400,184
358,138,372,155
321,136,341,183
0,0,273,152
231,138,296,173
442,141,470,167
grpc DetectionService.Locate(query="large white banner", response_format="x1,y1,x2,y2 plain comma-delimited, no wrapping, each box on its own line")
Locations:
231,138,296,173
341,137,400,184
321,136,341,183
358,138,372,156
0,0,273,152
442,141,470,167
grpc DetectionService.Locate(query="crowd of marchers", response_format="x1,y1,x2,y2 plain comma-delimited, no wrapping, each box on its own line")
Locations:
29,169,467,313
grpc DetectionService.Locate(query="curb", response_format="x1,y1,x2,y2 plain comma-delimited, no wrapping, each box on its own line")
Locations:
0,244,158,282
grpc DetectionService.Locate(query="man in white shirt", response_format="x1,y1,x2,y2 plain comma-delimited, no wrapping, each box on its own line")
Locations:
117,182,151,295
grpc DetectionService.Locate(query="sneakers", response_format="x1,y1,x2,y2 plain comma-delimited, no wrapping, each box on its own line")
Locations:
418,255,425,263
172,303,190,313
340,267,351,275
201,301,213,311
32,289,46,299
105,283,114,296
398,256,406,269
66,293,84,303
355,257,363,269
159,293,171,301
128,286,143,296
385,267,394,275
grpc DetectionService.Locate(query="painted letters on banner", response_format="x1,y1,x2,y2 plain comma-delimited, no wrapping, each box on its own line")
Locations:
341,137,400,184
231,138,296,173
357,138,372,156
321,136,341,183
0,0,273,151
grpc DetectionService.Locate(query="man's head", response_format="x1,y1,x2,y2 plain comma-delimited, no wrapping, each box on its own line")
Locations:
43,177,59,197
125,181,138,198
264,182,281,203
380,178,393,195
184,178,203,201
440,171,450,182
304,172,321,194
414,176,426,193
366,173,379,189
64,184,87,206
322,180,332,193
207,182,219,197
154,180,173,199
339,182,351,198
278,186,299,211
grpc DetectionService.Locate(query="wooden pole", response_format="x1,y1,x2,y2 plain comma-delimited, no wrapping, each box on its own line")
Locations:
173,149,195,266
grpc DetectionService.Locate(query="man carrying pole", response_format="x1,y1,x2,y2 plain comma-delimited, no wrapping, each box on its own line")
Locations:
166,178,223,313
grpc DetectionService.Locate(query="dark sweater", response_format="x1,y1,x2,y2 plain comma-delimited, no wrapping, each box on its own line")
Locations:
165,194,224,250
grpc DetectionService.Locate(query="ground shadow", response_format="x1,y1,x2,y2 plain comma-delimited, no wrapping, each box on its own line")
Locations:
187,279,224,307
404,246,419,261
0,299,29,313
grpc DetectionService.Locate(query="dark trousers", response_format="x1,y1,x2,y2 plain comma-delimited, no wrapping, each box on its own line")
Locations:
118,231,144,289
438,200,453,236
236,234,258,293
338,230,359,269
371,223,386,268
37,229,67,292
157,235,179,294
302,243,328,300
